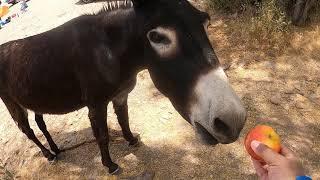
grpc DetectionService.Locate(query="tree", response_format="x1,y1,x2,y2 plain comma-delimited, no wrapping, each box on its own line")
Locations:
286,0,316,26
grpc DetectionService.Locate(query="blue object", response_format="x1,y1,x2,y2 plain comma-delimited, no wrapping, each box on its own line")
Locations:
296,176,312,180
0,20,5,26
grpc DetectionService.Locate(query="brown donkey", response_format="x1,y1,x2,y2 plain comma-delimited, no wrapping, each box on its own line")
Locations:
0,0,246,174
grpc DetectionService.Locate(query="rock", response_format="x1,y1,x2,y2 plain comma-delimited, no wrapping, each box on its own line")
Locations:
124,153,138,166
270,94,282,105
295,102,305,109
293,84,302,92
124,153,137,161
284,86,296,94
309,94,320,105
292,94,313,110
282,104,291,111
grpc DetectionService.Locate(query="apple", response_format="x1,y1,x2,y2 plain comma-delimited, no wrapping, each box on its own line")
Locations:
245,125,281,161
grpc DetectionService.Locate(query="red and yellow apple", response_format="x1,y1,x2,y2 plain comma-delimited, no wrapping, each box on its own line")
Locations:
244,125,281,161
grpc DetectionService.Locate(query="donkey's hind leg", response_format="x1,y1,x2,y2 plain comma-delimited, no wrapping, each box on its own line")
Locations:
2,96,56,161
35,114,60,155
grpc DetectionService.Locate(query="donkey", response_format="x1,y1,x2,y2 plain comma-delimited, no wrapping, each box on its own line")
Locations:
0,0,246,174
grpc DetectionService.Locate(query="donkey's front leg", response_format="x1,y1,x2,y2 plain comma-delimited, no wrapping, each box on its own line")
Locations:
113,95,139,146
88,103,120,174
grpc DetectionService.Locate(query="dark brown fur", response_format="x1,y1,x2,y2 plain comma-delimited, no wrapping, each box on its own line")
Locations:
0,0,246,174
0,7,143,174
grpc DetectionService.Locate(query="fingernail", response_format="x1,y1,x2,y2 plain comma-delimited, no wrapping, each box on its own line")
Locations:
251,140,261,150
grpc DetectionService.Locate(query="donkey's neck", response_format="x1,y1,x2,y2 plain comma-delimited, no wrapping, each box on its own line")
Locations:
95,7,148,76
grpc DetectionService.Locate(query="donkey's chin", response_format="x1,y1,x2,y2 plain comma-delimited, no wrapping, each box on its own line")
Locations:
194,122,219,145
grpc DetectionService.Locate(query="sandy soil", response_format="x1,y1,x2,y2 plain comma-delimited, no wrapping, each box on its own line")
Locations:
0,0,319,179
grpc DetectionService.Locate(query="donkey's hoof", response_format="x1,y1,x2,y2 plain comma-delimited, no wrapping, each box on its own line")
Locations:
109,164,121,175
44,151,57,162
129,135,140,147
48,155,57,164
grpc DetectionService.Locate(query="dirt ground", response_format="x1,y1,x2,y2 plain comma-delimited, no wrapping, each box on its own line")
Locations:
0,0,319,179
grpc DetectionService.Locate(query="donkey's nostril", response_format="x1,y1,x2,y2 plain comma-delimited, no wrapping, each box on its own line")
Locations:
214,118,230,133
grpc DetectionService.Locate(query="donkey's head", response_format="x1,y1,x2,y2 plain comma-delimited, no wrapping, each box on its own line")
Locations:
134,0,246,144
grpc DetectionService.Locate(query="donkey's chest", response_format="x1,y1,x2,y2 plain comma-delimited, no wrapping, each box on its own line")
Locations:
112,77,137,104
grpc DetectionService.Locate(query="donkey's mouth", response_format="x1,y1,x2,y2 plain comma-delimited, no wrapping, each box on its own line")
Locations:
195,122,219,145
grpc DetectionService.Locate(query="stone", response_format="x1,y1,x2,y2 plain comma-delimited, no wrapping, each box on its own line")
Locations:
292,94,313,110
270,94,282,105
284,86,296,94
309,93,320,106
124,153,138,164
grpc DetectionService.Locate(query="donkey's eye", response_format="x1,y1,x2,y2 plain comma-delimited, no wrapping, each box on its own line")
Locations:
148,31,171,44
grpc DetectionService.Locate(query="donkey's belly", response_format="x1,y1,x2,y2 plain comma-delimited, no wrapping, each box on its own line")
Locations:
15,86,84,114
8,73,85,114
25,102,84,115
21,96,84,115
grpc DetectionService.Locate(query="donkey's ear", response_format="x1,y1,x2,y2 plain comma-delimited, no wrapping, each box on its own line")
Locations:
131,0,147,7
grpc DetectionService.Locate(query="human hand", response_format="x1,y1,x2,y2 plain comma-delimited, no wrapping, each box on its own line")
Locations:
251,140,305,180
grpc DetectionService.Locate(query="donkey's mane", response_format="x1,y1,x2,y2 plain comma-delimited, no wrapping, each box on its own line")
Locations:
97,0,133,14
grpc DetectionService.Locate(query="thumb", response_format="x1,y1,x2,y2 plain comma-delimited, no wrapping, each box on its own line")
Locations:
251,140,283,164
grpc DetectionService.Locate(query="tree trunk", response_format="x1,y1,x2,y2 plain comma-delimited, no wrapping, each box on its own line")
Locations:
291,0,315,26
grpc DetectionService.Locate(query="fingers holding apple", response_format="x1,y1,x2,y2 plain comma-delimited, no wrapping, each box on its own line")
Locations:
245,125,281,162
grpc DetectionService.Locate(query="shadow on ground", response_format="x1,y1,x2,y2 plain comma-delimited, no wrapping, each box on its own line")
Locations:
4,109,319,179
8,126,259,179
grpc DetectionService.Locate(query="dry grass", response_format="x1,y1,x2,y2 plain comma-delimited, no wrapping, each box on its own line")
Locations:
204,0,320,54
